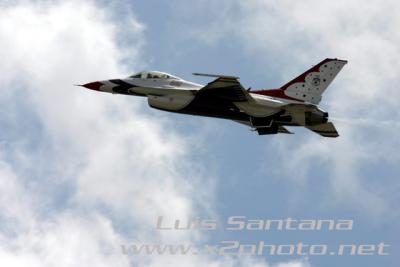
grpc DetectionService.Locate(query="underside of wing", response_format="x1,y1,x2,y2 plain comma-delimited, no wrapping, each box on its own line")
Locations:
176,74,253,122
277,126,293,134
306,122,339,137
194,74,252,102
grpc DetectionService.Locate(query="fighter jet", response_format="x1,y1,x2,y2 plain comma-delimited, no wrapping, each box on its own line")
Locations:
80,58,347,137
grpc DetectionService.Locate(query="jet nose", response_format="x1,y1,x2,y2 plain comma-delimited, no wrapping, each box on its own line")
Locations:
80,81,103,91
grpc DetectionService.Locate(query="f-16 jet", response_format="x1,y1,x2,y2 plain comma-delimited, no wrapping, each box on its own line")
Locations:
80,58,347,137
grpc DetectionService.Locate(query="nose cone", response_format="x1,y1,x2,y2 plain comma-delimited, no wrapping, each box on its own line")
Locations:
81,81,103,91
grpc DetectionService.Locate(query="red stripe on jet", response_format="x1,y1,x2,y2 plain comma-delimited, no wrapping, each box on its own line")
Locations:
252,89,304,102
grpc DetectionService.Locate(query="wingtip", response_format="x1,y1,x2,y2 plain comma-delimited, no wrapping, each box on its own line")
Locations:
193,73,239,79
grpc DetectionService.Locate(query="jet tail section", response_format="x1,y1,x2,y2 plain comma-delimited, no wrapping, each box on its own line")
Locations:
279,58,347,104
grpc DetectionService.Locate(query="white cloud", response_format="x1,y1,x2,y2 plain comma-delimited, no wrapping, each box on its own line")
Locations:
0,1,309,266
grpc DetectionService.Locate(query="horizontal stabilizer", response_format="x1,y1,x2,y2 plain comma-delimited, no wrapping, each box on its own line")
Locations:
307,122,339,137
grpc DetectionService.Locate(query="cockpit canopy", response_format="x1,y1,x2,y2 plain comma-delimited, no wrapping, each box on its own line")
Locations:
129,71,180,80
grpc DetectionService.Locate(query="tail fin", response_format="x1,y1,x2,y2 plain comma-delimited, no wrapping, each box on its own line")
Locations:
280,58,347,104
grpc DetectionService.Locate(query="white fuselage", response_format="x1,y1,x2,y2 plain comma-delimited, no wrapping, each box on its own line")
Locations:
99,76,296,118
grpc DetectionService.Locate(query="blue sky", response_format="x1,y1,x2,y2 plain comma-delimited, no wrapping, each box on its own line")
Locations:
0,1,399,266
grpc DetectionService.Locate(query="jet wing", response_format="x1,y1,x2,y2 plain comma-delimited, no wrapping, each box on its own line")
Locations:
306,122,339,137
193,73,253,102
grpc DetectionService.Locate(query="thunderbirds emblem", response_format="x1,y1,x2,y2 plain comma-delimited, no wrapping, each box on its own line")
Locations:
312,75,321,86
